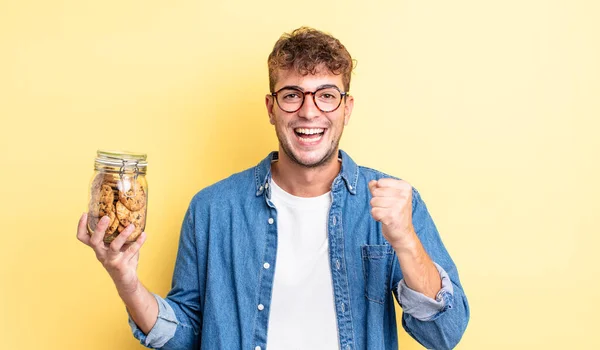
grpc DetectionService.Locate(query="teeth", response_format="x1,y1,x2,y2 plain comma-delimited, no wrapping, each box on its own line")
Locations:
295,128,324,135
298,134,323,142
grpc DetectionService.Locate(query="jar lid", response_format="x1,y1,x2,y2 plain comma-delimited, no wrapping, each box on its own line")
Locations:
95,150,148,171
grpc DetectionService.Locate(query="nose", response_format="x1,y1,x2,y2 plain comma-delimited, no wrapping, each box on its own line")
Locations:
298,92,320,120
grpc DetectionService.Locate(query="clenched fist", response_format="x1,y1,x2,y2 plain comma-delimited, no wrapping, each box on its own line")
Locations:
368,178,417,249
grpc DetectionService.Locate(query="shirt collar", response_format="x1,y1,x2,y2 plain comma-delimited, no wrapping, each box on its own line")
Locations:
254,149,358,196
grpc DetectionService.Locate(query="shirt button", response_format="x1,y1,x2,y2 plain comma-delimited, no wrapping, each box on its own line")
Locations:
268,218,274,225
332,216,337,226
335,259,341,270
348,185,353,190
263,262,270,269
265,183,269,189
258,304,265,311
255,347,261,350
259,185,263,191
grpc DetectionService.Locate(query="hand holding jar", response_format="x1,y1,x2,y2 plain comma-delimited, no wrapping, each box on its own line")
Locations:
76,150,150,295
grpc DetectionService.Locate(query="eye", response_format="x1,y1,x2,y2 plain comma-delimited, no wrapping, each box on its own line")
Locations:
317,89,340,100
279,89,303,101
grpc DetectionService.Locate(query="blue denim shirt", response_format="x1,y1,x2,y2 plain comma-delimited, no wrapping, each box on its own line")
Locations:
129,150,470,349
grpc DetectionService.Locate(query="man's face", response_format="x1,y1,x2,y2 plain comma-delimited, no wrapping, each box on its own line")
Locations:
266,67,354,168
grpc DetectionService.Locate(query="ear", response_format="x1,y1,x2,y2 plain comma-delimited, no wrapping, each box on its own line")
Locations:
343,95,354,125
265,94,276,125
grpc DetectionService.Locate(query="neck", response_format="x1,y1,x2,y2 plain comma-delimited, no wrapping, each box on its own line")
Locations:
271,149,341,197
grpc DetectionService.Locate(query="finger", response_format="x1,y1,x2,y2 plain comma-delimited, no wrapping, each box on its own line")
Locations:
370,196,398,209
108,224,135,256
90,215,111,247
122,231,147,262
370,207,391,225
77,213,91,245
376,178,411,190
370,187,403,198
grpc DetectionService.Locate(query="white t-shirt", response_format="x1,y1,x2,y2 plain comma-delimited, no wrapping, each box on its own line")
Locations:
266,178,339,350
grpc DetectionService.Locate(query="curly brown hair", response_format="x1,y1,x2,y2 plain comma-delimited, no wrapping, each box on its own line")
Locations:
267,27,355,92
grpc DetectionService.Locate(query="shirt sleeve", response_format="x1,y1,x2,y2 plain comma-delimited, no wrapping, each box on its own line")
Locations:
395,262,454,321
128,294,178,348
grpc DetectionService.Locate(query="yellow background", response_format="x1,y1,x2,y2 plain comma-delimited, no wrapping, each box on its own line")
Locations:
1,0,598,349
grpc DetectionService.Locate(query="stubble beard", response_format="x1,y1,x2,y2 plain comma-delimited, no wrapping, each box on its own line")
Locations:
276,127,342,169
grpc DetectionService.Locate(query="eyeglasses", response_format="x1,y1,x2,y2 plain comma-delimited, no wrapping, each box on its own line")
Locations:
271,86,349,113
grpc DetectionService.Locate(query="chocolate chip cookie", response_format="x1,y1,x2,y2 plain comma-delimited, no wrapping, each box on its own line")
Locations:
118,181,146,212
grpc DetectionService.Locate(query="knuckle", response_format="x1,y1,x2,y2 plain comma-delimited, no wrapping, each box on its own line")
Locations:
91,239,104,249
109,241,121,251
104,259,121,270
94,252,105,262
371,208,382,218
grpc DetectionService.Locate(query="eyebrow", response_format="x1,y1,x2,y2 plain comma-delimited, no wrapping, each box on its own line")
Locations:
280,84,341,91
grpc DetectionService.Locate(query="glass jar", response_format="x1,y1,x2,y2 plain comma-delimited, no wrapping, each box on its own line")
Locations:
87,150,148,243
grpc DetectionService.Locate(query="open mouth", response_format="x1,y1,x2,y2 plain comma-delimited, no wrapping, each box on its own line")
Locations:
294,128,325,143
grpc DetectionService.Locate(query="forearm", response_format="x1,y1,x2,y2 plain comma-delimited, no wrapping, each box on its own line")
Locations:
126,205,202,348
402,281,470,350
392,229,441,299
392,187,470,348
119,280,158,335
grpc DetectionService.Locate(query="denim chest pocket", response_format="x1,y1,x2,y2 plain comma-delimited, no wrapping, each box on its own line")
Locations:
361,244,394,304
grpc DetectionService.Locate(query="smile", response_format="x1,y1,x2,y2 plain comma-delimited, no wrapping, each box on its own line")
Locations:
294,128,326,143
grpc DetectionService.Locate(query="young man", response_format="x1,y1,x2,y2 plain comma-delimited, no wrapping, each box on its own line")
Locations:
77,27,469,349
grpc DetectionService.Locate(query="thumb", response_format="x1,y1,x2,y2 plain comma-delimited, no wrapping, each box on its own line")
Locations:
368,180,378,194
